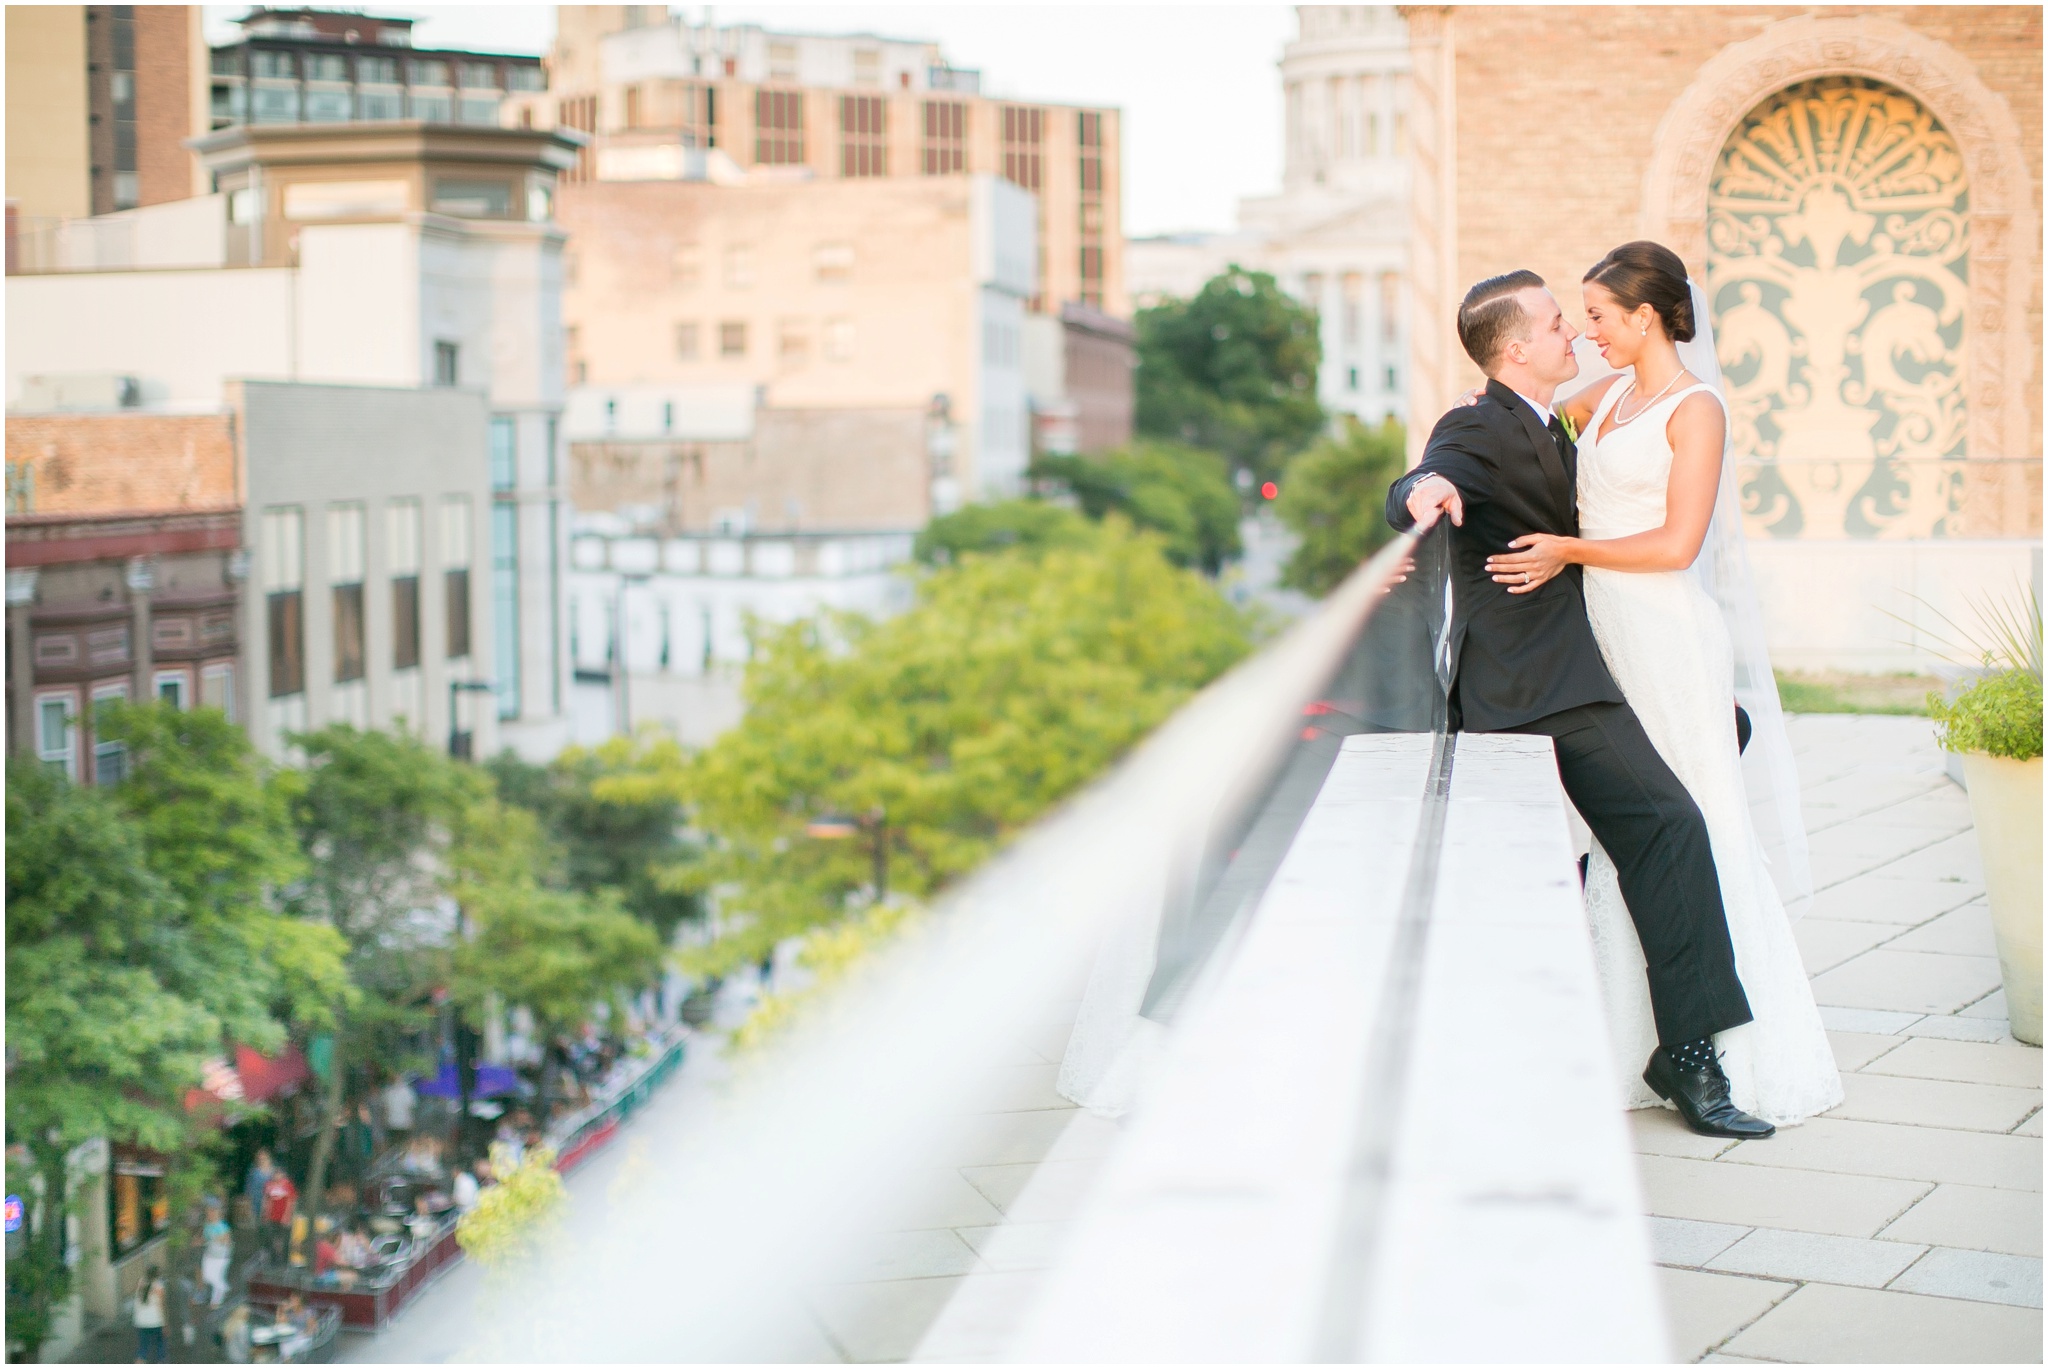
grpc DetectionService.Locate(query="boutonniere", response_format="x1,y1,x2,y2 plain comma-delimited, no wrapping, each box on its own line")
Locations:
1557,411,1579,443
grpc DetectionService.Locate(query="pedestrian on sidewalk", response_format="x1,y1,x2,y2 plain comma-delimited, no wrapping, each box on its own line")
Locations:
132,1266,167,1363
381,1073,417,1142
259,1162,298,1267
199,1200,234,1307
243,1149,277,1230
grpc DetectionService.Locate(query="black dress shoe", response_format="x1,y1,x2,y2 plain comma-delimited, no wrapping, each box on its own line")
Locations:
1644,1046,1776,1139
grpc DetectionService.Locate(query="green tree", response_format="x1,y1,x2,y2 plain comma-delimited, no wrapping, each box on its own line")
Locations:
1030,441,1244,574
485,733,700,940
914,498,1098,566
1135,265,1325,483
676,519,1253,974
6,706,349,1360
284,724,480,1222
1275,418,1409,597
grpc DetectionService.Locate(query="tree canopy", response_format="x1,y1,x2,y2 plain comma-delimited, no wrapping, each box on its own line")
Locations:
1030,441,1243,574
671,518,1253,974
1135,265,1326,483
1274,418,1410,597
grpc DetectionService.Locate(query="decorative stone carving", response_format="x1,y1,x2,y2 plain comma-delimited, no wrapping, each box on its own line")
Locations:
1641,15,2038,486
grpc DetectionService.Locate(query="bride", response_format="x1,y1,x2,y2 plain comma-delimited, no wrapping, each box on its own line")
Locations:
1483,240,1841,1126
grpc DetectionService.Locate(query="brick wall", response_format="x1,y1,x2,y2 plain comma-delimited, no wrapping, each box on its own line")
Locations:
132,5,198,207
5,413,238,517
1445,5,2041,434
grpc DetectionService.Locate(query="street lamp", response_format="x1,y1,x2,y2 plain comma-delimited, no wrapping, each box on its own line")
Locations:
448,679,495,760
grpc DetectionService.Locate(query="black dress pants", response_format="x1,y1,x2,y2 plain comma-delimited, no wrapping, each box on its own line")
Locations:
1499,700,1754,1047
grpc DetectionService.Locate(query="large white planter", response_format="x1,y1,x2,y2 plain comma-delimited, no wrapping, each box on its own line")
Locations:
1959,751,2043,1045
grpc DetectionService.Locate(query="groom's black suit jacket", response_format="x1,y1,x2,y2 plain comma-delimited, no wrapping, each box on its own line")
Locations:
1385,378,1627,732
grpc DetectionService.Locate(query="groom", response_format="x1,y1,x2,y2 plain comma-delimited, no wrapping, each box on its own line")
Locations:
1385,269,1773,1139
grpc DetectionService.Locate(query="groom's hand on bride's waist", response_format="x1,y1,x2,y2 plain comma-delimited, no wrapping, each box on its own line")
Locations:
1406,473,1464,530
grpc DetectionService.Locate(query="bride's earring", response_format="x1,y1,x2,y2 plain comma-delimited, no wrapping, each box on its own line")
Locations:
1639,322,1649,337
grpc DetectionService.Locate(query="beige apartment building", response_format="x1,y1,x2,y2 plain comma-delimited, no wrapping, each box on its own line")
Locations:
507,7,1125,317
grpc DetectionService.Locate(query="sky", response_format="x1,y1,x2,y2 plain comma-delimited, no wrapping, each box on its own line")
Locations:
201,3,1297,236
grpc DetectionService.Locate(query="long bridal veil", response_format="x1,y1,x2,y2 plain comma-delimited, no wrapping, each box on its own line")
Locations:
1677,278,1814,920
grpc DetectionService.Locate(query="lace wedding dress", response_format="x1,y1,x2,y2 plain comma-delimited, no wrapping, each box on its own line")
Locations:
1577,378,1842,1125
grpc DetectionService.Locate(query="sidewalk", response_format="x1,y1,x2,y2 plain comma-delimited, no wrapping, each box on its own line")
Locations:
1643,714,2042,1362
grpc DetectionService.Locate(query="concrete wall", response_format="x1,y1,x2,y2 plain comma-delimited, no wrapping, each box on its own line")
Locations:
5,6,91,222
233,381,494,761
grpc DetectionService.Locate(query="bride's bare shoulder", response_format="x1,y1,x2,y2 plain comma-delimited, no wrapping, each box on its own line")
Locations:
1561,375,1622,427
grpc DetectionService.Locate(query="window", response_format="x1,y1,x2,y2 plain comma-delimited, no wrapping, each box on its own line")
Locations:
201,664,236,721
358,55,399,85
329,503,367,684
824,316,854,362
671,244,700,288
509,65,547,93
251,85,300,123
768,41,798,83
1348,366,1360,392
723,245,753,289
675,322,700,360
624,84,642,128
548,501,563,713
719,321,747,358
431,179,512,217
409,58,450,86
211,48,242,77
390,498,422,671
1079,110,1106,308
1380,272,1400,341
777,317,810,364
459,61,501,90
490,417,518,491
434,341,459,386
92,684,128,786
262,507,305,699
36,694,76,779
250,49,294,79
357,89,403,121
852,48,881,86
814,242,853,284
841,95,886,177
754,89,804,165
1000,106,1043,191
304,89,352,122
546,417,558,487
1342,272,1363,346
491,503,520,719
1385,365,1399,392
409,92,452,123
459,97,501,127
442,496,472,660
307,54,347,82
154,671,187,709
922,100,966,174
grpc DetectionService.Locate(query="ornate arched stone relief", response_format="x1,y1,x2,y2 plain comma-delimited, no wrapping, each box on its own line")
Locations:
1640,15,2036,464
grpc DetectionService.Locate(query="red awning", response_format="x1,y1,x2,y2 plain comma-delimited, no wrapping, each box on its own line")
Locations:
184,1043,311,1117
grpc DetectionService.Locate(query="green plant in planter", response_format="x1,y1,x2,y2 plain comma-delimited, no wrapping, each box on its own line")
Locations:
1921,580,2043,761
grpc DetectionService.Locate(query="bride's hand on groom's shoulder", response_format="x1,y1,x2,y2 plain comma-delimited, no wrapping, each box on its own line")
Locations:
1449,387,1484,410
1486,534,1570,593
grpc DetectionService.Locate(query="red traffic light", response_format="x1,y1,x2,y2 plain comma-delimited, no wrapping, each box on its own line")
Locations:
1260,481,1278,500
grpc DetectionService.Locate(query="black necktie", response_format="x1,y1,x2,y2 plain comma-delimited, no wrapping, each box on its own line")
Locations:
1546,414,1570,453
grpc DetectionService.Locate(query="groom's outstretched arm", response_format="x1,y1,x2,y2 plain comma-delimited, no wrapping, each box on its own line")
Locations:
1385,408,1498,533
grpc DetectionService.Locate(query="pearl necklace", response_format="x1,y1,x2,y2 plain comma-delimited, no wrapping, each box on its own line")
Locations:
1609,368,1689,427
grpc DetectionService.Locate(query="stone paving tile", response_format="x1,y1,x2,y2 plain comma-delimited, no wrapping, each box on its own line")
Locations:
1811,949,2004,1015
1662,1270,1794,1360
1906,1013,2025,1044
1721,1116,2042,1191
1796,919,1905,975
959,1159,1101,1222
1637,1154,1931,1238
807,1276,967,1363
1833,1072,2044,1133
1703,1227,1926,1288
1652,1215,1753,1267
1887,903,1998,957
1828,1029,1908,1073
1818,1005,1924,1035
974,1062,1072,1114
1961,987,2013,1021
1807,822,1959,863
888,1169,1008,1232
1809,873,1982,924
1632,1107,1745,1159
954,1220,1071,1273
909,1270,1047,1363
1878,1183,2044,1257
2017,1112,2043,1137
828,1229,987,1283
938,1108,1082,1168
1853,792,1976,833
1865,1037,2044,1089
1657,1267,1798,1361
1870,832,1985,885
1890,1248,2044,1309
1721,1282,2043,1362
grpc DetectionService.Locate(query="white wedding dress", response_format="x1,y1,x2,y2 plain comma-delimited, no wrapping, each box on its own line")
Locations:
1576,378,1842,1125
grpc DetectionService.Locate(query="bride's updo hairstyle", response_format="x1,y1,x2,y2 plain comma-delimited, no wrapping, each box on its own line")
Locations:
1583,240,1695,343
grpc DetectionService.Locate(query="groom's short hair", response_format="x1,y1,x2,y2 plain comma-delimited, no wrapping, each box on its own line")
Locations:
1458,269,1547,375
